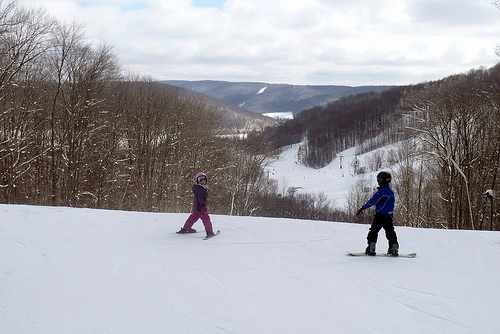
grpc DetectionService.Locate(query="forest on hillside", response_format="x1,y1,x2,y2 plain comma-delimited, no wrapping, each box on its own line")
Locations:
253,85,416,169
254,66,500,231
0,0,340,221
2,0,499,230
252,1,500,230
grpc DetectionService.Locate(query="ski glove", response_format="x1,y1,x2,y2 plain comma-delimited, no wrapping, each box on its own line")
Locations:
201,205,207,215
356,207,365,216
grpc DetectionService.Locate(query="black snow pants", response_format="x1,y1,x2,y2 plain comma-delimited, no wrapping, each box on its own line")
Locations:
367,212,398,248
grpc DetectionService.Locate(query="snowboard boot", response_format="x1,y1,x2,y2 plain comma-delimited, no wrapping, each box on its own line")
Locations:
365,242,376,256
205,231,215,238
387,243,399,256
177,228,197,234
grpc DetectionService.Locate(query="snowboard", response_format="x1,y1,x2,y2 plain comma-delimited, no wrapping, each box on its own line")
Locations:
203,230,220,240
347,251,416,258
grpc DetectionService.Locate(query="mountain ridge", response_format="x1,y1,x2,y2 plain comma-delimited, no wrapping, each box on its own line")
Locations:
163,80,395,115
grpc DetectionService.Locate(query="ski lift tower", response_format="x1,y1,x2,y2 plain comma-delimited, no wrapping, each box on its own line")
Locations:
350,154,358,176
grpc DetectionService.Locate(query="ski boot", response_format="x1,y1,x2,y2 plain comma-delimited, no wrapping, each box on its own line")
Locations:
176,228,197,234
205,231,215,238
365,242,376,256
387,243,399,256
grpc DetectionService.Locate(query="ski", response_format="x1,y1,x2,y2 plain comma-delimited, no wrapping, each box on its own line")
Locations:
347,251,416,258
203,230,220,240
172,229,198,234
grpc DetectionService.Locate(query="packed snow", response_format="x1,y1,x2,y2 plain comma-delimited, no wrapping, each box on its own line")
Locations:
1,204,499,333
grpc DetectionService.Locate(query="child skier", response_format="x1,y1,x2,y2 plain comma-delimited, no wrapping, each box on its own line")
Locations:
357,171,399,256
177,172,215,238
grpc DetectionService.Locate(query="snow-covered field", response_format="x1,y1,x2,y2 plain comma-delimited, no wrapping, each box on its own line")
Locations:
2,204,499,333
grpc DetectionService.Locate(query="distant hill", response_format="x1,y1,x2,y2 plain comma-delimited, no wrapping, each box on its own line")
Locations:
160,83,277,131
163,80,394,115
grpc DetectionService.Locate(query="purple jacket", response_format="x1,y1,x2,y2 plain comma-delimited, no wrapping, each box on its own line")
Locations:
192,184,208,213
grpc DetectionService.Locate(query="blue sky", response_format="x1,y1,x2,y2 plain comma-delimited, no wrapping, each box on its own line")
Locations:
15,0,500,86
192,0,226,9
121,1,148,11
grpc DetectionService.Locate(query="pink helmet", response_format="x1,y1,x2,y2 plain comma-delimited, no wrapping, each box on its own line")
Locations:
195,172,207,184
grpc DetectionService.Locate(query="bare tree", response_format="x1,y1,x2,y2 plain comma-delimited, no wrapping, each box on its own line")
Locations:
346,175,373,224
399,71,497,229
0,2,54,203
42,20,120,206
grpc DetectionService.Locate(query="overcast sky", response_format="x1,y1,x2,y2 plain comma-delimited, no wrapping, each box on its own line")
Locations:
14,0,500,86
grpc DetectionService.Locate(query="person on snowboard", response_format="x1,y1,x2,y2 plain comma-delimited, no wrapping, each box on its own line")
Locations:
357,171,399,256
177,172,215,238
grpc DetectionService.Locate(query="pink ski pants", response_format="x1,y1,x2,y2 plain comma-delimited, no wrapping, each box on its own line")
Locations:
183,213,213,232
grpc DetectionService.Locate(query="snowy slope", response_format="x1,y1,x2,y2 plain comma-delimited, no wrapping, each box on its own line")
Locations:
2,204,499,333
266,144,375,208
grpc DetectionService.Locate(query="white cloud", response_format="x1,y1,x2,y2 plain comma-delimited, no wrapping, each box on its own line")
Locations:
14,0,500,85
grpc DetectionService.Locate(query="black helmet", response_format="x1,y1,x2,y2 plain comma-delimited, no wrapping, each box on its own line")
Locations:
377,171,391,186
